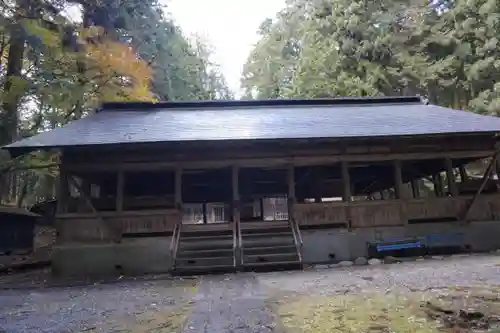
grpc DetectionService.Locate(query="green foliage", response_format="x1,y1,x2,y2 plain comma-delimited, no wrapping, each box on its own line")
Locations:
0,0,232,206
242,0,500,115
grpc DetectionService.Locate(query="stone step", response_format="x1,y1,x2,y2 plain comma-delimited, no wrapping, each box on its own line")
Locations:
176,255,234,262
243,252,299,263
242,244,297,253
177,248,234,258
242,260,302,272
241,231,293,238
173,264,235,276
180,234,233,242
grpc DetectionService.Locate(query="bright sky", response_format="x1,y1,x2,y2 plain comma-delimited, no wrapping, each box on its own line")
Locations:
166,0,286,97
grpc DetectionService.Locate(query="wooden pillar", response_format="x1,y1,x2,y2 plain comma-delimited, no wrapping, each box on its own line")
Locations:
394,160,404,199
56,165,69,214
341,161,352,229
459,165,468,183
432,174,442,196
174,167,183,228
287,165,295,220
445,158,458,196
394,160,408,224
232,166,240,222
232,166,241,267
175,167,182,209
411,179,420,199
55,164,69,244
202,203,208,224
116,170,124,212
341,161,351,202
495,156,500,193
259,198,264,220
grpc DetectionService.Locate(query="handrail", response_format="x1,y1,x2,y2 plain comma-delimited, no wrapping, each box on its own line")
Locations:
169,219,182,268
288,217,303,262
293,218,303,246
232,219,238,268
237,218,243,266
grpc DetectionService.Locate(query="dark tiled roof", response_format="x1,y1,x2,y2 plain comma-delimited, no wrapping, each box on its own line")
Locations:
5,96,500,151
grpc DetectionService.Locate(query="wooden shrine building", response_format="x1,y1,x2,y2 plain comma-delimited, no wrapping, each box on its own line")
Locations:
5,96,500,276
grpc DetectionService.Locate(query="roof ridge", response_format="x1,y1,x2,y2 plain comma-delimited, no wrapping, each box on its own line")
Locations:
98,96,425,112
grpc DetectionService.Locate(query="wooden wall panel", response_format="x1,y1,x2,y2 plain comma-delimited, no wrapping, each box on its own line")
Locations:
405,197,463,220
294,203,347,226
57,209,180,244
57,217,111,243
115,209,180,234
350,203,402,228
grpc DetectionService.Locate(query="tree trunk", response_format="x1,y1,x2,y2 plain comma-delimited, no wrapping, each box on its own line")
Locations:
0,0,29,146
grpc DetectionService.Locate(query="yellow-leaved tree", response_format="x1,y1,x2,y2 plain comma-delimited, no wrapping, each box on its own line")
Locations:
25,21,155,122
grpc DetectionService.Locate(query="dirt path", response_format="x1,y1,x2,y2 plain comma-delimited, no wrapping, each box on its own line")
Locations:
182,274,277,333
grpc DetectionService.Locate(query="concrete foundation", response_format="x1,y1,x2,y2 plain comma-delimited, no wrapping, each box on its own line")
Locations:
52,237,172,277
300,221,500,264
52,222,500,277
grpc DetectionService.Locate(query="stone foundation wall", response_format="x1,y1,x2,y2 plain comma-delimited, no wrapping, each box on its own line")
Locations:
52,237,172,278
51,222,500,277
300,221,500,264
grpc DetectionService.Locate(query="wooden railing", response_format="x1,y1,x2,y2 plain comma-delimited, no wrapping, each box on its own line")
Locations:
169,219,182,269
238,218,243,266
288,217,303,261
294,194,500,228
57,209,180,244
233,219,239,268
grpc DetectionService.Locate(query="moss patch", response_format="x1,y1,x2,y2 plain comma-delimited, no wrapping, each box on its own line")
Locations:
278,287,500,333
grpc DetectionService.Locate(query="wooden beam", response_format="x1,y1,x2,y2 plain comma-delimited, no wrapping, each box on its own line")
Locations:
116,170,124,212
462,151,500,221
445,158,458,196
65,150,494,172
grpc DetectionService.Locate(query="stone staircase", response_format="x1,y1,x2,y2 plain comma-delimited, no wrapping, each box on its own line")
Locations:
240,221,302,271
171,220,302,275
172,225,236,275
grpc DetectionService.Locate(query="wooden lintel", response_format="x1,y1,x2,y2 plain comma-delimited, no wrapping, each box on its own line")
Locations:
445,157,458,196
65,150,494,172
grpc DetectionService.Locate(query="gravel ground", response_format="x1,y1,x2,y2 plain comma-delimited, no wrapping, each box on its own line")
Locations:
0,254,499,333
258,254,500,296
